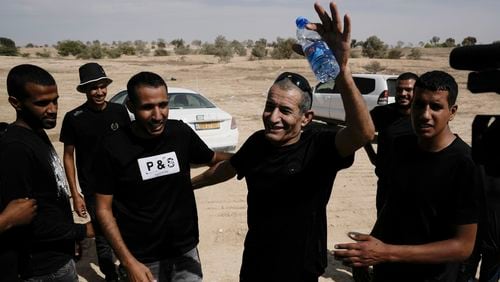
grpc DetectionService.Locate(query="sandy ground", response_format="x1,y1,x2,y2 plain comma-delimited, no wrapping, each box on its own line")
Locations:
1,49,499,281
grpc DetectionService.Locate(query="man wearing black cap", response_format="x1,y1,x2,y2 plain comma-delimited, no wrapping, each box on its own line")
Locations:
60,62,130,281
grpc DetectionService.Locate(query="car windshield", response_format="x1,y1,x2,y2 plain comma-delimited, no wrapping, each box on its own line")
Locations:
169,93,216,109
387,78,397,97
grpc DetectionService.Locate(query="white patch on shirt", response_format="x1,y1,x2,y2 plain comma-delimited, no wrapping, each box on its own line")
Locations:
49,147,71,198
137,152,180,181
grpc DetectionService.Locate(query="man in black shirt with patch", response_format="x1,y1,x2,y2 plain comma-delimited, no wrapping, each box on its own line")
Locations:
60,62,129,281
94,71,231,281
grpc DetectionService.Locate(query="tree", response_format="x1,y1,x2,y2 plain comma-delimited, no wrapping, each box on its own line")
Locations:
213,35,233,63
230,40,247,56
430,36,440,47
462,36,477,46
362,36,387,58
157,38,166,49
251,39,268,60
191,40,202,47
270,37,296,59
55,40,87,56
0,37,18,56
442,38,456,47
171,39,185,48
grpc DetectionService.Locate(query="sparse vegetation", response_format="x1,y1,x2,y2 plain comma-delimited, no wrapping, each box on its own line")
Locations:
270,37,296,60
363,60,386,73
407,48,422,60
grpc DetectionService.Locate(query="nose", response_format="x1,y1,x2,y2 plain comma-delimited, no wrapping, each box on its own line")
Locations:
47,102,58,114
96,86,105,95
151,106,163,120
269,106,281,122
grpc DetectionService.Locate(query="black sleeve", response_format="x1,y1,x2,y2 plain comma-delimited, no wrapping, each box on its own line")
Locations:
59,113,76,145
186,123,214,165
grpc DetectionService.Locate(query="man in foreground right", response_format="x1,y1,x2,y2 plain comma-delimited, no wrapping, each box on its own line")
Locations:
334,70,479,282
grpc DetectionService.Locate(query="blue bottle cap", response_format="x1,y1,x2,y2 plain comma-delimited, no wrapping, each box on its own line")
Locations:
296,17,309,29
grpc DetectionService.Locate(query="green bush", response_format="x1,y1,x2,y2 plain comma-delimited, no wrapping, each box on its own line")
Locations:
174,45,191,55
154,49,169,56
270,37,296,60
363,61,386,73
105,48,122,59
407,48,422,60
21,53,30,57
0,37,19,56
387,48,403,59
56,40,86,56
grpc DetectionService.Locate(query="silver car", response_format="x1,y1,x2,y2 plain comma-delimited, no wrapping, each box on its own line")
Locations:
312,73,397,124
110,87,239,152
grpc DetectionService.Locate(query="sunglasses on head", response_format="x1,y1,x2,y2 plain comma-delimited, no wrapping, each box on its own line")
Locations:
274,72,312,97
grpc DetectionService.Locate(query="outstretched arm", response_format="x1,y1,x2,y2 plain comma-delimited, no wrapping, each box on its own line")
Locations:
333,224,477,267
308,2,374,157
192,160,236,190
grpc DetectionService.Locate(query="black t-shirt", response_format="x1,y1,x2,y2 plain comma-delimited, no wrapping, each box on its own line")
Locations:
59,102,130,195
372,135,479,282
0,125,86,278
370,103,414,212
230,128,353,279
93,120,214,262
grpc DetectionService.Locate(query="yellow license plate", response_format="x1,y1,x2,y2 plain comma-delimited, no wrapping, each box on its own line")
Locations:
195,121,220,130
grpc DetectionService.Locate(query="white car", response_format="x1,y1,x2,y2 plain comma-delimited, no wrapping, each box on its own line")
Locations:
110,87,239,152
312,73,397,124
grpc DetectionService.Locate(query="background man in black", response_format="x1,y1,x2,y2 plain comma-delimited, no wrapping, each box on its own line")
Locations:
60,62,129,281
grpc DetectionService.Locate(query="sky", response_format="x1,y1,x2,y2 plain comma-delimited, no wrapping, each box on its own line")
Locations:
1,0,499,47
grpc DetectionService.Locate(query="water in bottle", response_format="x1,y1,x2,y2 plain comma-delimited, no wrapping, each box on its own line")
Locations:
296,16,340,82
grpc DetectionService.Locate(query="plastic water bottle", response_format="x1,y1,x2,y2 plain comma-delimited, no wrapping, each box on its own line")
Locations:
296,16,340,82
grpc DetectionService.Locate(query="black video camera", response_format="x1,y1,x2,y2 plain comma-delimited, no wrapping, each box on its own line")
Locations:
449,43,500,94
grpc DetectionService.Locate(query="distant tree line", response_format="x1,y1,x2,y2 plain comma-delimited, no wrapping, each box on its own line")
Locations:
2,35,499,63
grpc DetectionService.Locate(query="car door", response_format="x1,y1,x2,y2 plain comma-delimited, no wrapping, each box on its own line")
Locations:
312,80,336,119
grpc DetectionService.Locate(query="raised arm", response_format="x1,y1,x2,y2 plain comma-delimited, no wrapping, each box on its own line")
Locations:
308,2,374,157
96,193,154,281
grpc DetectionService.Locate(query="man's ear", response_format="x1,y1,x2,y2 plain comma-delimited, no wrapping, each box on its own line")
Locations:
449,104,458,121
126,98,135,114
8,96,22,111
301,110,314,127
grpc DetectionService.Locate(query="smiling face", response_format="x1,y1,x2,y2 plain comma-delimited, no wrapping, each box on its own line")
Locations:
411,88,457,144
395,78,416,113
130,85,169,138
85,81,109,109
10,82,59,130
262,84,312,147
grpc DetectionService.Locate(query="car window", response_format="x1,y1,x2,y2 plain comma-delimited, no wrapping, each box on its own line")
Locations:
387,78,397,97
315,80,336,94
353,77,376,95
169,93,216,109
110,90,128,104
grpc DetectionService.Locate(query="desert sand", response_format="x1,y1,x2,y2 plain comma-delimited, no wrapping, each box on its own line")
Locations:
1,49,499,281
